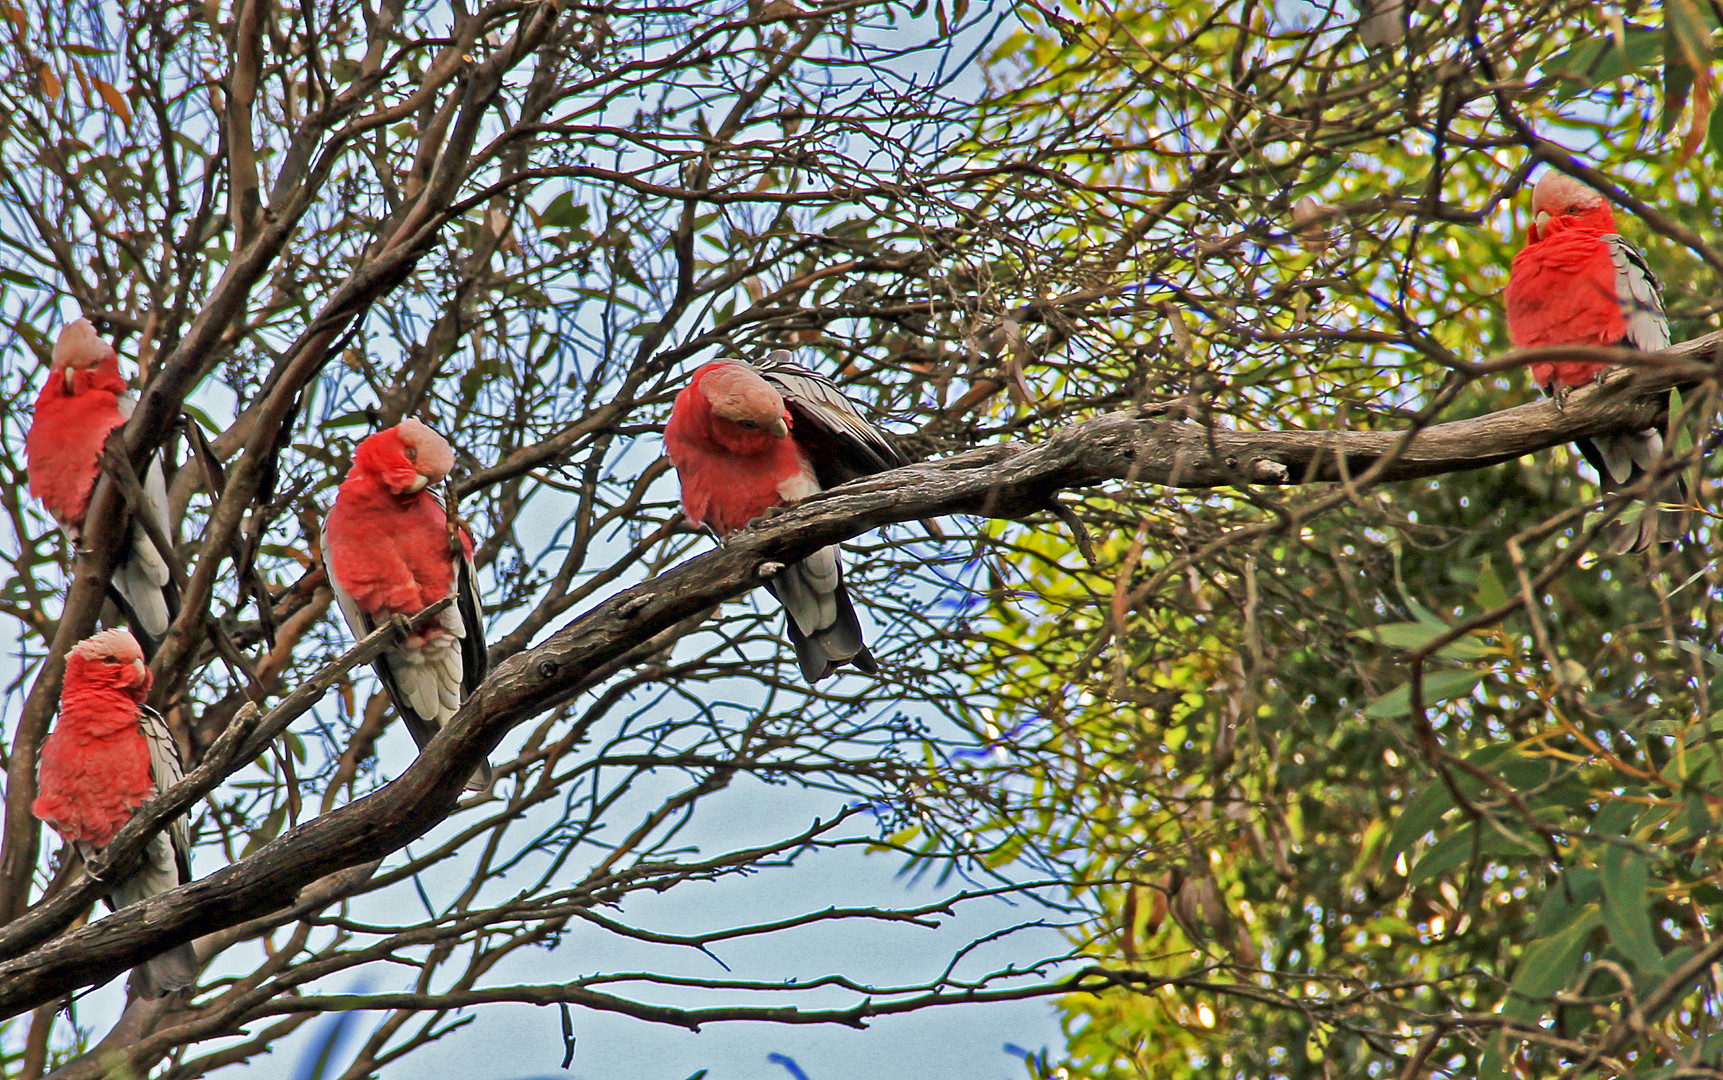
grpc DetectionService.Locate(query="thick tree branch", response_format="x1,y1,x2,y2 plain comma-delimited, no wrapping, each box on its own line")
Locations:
0,334,1714,1014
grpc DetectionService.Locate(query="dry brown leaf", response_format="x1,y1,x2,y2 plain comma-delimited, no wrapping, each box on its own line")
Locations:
93,77,132,126
1681,69,1713,163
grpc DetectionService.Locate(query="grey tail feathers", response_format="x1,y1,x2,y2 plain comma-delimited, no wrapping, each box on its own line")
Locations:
114,546,172,637
374,655,493,792
459,758,495,792
765,556,877,682
782,607,877,683
1573,429,1690,555
107,569,177,661
386,690,493,792
104,837,198,998
130,942,199,999
390,704,493,792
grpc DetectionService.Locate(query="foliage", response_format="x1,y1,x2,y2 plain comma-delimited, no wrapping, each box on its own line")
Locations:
954,0,1723,1077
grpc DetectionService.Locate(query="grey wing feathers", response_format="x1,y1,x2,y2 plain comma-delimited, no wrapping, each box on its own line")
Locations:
746,351,898,680
1593,235,1688,552
1578,430,1689,554
452,539,493,789
1606,235,1671,353
140,704,189,864
456,544,488,697
118,704,197,998
110,393,176,644
434,488,493,790
754,351,909,478
117,455,176,639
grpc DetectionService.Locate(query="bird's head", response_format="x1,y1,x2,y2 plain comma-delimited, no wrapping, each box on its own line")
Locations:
49,318,123,396
689,361,791,451
350,418,456,496
67,628,152,702
1528,171,1616,240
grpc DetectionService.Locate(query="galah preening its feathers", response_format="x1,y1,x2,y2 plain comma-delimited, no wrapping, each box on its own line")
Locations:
1505,171,1686,553
323,420,491,790
665,352,908,681
34,628,197,999
27,319,176,650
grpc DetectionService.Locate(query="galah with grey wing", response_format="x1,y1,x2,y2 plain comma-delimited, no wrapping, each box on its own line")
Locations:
664,351,908,681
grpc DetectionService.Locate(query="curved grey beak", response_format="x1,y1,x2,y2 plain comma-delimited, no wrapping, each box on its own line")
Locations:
769,417,789,439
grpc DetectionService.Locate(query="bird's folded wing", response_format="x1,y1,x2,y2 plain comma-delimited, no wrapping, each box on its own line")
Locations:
1606,235,1671,353
427,485,490,697
139,703,191,880
754,352,909,479
112,393,176,637
456,543,488,696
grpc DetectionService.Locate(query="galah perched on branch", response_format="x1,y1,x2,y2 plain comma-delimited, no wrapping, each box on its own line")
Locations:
34,628,197,999
27,318,176,651
1505,171,1687,553
665,351,908,681
323,420,491,790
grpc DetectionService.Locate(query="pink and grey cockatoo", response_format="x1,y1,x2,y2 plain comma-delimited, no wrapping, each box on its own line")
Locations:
665,351,907,681
1505,171,1685,553
323,420,491,789
34,628,197,998
27,319,176,650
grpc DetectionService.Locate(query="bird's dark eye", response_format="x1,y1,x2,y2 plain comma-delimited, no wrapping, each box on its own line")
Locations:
404,446,418,461
101,656,119,664
737,420,757,429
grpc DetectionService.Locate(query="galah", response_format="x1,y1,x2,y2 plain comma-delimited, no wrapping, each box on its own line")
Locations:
323,420,491,790
1505,171,1686,553
664,351,908,681
34,628,197,998
26,319,175,649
